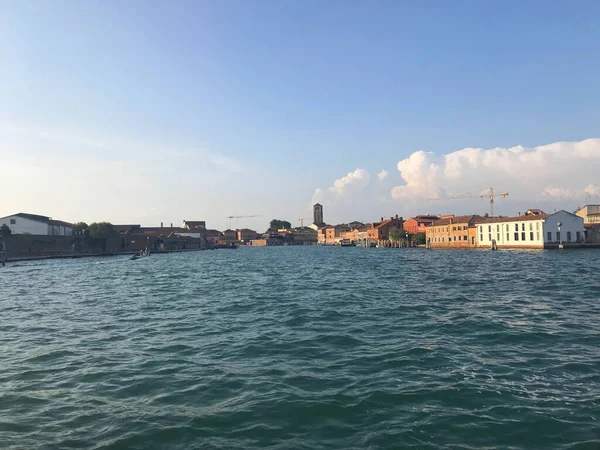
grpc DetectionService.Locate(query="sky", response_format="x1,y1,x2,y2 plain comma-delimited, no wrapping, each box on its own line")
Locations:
1,1,599,230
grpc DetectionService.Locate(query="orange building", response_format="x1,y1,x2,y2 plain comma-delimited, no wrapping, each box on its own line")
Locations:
426,215,485,248
403,215,439,235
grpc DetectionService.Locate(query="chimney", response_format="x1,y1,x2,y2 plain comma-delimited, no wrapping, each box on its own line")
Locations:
390,216,393,221
381,217,384,222
170,223,173,228
161,222,163,228
485,213,489,218
395,214,398,219
518,212,521,217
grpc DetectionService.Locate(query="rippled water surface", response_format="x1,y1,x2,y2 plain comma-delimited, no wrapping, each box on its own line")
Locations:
1,247,599,449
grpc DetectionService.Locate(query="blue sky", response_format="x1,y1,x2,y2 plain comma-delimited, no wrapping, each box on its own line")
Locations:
1,1,599,229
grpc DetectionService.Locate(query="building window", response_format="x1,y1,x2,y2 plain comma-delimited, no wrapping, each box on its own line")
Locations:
489,233,492,241
497,225,500,232
506,233,510,241
522,223,525,231
515,233,519,241
530,232,534,241
536,232,540,241
497,233,500,242
567,231,572,242
576,231,581,241
521,232,526,241
547,232,552,241
488,225,491,232
480,234,483,242
536,223,540,230
556,232,560,241
10,218,16,224
515,224,519,231
464,226,467,230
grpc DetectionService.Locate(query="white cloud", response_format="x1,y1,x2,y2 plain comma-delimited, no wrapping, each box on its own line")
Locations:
391,139,600,205
585,184,600,197
378,169,388,181
328,168,370,196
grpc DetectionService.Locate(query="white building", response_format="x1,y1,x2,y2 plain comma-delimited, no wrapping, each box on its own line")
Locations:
476,210,585,249
0,213,73,236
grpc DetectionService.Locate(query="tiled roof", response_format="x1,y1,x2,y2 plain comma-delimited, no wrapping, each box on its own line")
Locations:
0,213,51,223
478,214,549,224
430,215,485,226
184,220,206,229
48,219,73,227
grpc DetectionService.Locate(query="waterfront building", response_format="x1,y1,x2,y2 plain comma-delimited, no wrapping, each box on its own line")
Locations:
476,210,585,249
291,227,318,244
403,215,440,235
426,215,485,248
573,205,599,244
575,205,600,224
321,224,350,245
237,228,259,242
0,213,73,236
222,229,237,241
313,203,324,226
367,215,404,241
205,229,223,245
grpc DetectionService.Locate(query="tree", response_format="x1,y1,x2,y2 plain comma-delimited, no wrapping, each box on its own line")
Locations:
389,227,402,242
72,222,89,236
0,224,11,237
414,232,426,245
269,219,292,231
88,222,116,238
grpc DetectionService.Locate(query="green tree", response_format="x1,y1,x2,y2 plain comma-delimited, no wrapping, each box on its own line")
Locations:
269,219,292,231
0,224,11,237
88,222,116,238
389,227,402,242
414,232,426,245
72,222,89,236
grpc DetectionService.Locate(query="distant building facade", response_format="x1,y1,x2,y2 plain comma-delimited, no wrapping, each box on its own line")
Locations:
313,203,324,226
237,228,259,242
426,215,484,248
0,213,73,236
575,205,600,224
403,215,439,235
367,216,404,241
477,210,585,249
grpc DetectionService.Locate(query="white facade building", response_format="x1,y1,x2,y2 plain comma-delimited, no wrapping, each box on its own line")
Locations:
477,210,585,249
0,213,73,236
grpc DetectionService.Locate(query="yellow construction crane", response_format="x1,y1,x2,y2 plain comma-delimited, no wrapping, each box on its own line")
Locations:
427,187,508,217
226,215,259,229
298,217,312,226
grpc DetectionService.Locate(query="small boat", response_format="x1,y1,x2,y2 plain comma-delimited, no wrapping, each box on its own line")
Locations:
339,238,355,247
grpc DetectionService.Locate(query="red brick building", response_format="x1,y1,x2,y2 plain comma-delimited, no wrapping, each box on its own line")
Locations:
367,216,404,241
403,215,439,235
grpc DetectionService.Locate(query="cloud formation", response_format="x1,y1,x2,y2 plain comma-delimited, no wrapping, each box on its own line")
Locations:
378,170,388,181
312,168,371,205
391,139,600,204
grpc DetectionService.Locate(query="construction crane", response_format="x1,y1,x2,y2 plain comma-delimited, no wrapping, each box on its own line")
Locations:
427,187,508,217
298,218,312,226
226,215,259,229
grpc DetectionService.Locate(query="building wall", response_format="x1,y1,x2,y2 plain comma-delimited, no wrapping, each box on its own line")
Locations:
543,211,585,244
313,204,324,225
403,218,419,235
477,220,544,248
49,224,72,236
427,222,476,248
0,216,49,235
576,205,600,224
